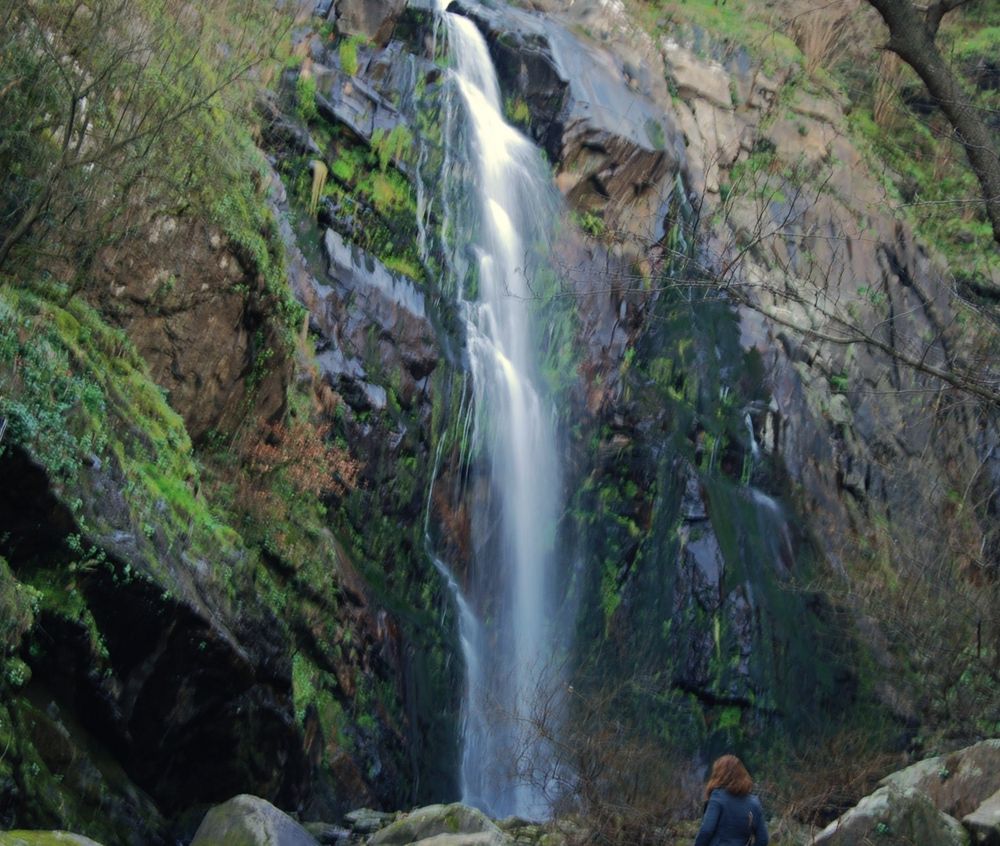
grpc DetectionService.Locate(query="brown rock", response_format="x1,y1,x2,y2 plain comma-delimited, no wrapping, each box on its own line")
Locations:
93,215,288,441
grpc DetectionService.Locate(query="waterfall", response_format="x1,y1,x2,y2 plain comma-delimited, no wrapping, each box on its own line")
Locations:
423,0,566,820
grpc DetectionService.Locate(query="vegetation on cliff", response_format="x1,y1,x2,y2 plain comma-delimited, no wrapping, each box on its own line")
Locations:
0,0,998,841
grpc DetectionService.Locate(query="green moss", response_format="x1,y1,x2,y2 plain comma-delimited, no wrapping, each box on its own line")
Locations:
0,558,41,659
504,96,531,126
0,288,246,588
371,124,414,172
633,0,801,71
0,830,103,845
291,131,423,283
338,35,365,76
295,74,318,124
645,117,666,150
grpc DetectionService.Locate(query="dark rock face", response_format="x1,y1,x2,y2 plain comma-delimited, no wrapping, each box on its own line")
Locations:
308,229,438,411
0,446,307,841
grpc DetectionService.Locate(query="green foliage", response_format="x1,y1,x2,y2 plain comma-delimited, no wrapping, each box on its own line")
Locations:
339,35,366,76
0,287,241,581
574,210,606,239
0,556,40,658
844,5,1000,284
0,0,291,280
632,0,801,71
296,74,318,124
504,96,531,126
212,161,306,342
829,371,849,393
371,124,414,172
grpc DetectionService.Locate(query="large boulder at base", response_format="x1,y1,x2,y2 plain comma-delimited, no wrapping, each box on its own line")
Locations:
0,835,104,846
813,786,969,846
882,740,1000,819
964,789,1000,846
368,804,510,846
189,794,320,846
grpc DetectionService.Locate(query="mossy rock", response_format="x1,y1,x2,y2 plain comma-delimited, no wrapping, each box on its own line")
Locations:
0,833,105,846
368,804,509,846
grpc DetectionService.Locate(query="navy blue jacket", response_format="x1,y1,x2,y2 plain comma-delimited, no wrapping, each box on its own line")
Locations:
694,788,769,846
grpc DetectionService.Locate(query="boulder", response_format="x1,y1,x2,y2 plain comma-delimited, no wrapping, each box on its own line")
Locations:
963,789,1000,846
344,808,397,834
882,740,1000,819
0,835,105,846
190,795,320,846
368,804,510,846
813,785,970,846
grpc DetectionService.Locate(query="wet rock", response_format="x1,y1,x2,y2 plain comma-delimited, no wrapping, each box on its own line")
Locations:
314,60,403,146
190,795,319,846
452,0,684,239
307,228,438,408
368,804,509,846
682,526,724,612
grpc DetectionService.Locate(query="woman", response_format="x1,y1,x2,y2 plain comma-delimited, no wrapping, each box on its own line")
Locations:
694,754,769,846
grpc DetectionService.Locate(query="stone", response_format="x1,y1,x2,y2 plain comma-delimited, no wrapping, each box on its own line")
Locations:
332,0,406,45
0,835,105,846
691,99,746,192
452,1,683,239
344,808,397,834
963,789,1000,846
764,116,834,167
368,804,510,846
813,785,970,846
190,794,320,846
882,740,1000,819
791,91,842,125
303,822,353,844
312,228,438,409
661,40,733,109
92,214,289,442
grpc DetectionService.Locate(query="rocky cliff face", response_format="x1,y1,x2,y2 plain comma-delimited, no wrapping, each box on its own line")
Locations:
1,0,997,839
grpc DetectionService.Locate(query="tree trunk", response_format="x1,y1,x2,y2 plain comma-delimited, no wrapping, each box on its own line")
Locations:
867,0,1000,247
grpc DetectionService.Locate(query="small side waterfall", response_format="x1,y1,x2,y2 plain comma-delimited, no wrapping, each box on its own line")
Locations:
423,0,567,820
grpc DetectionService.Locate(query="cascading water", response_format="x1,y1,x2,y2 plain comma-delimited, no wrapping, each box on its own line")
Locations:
422,0,567,819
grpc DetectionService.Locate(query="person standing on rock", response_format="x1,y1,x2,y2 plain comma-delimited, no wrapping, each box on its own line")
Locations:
694,754,769,846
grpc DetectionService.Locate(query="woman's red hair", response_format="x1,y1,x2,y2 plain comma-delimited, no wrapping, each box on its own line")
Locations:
704,754,754,800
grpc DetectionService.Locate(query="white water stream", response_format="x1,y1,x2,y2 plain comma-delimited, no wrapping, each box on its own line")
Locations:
424,1,566,819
